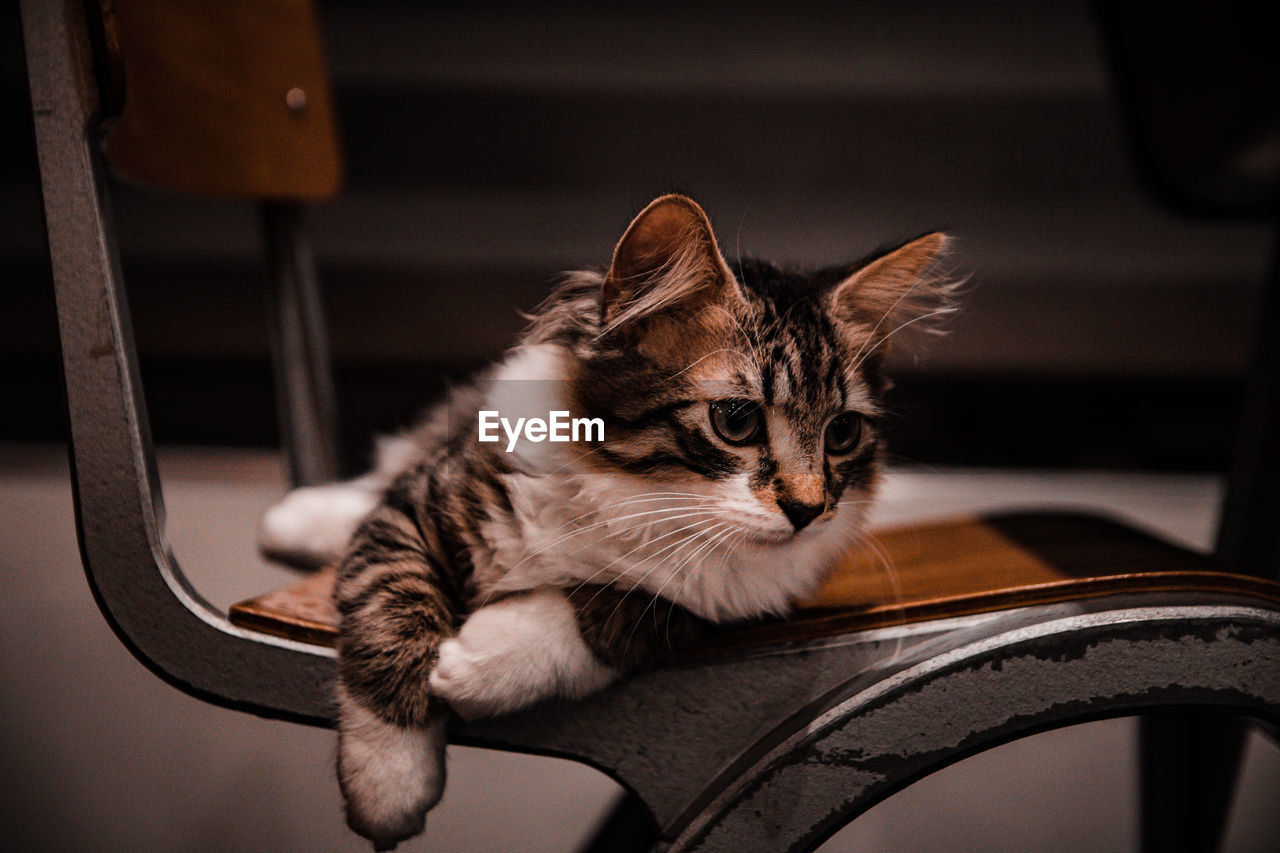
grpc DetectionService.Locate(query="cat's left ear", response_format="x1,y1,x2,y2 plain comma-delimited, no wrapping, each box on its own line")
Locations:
829,232,958,349
600,194,742,335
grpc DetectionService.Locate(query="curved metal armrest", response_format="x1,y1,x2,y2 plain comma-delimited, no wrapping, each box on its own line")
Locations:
457,592,1280,850
21,0,335,725
662,598,1280,851
222,511,1280,845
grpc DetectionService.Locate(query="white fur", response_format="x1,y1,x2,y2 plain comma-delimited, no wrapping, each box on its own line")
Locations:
474,464,857,622
429,588,617,719
259,436,421,568
337,687,447,849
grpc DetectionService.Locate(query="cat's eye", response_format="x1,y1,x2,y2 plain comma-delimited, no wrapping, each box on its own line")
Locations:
709,399,763,445
824,412,863,454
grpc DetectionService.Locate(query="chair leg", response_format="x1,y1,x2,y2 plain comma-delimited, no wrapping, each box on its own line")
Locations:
1139,713,1249,853
578,792,659,853
1213,228,1280,582
1141,229,1280,853
261,200,341,487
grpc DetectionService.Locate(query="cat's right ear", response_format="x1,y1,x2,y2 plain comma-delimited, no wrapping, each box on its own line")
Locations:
828,232,959,351
600,195,740,334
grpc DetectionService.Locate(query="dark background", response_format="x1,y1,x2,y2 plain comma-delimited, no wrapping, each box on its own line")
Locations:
3,1,1273,469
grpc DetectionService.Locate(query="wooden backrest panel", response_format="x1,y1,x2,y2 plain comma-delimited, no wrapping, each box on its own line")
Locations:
103,0,341,199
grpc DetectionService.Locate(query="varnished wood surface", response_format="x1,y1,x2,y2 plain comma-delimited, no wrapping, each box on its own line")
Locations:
230,566,339,647
103,0,342,199
230,512,1280,652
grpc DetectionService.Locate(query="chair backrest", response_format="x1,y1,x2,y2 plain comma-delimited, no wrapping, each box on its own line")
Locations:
1098,1,1279,583
1098,1,1277,218
82,0,345,486
98,0,342,200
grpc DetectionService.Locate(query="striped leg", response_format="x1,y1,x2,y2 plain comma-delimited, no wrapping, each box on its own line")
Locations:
333,491,463,850
336,687,448,851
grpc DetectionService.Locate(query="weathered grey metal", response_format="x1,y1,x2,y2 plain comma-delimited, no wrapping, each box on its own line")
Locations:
452,594,1280,845
460,603,1045,831
261,200,342,488
20,0,337,724
662,601,1280,853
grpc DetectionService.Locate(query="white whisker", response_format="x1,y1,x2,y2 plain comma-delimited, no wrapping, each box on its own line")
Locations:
507,502,724,574
663,524,744,649
625,521,736,649
848,276,926,368
849,306,956,376
567,512,736,606
590,520,724,627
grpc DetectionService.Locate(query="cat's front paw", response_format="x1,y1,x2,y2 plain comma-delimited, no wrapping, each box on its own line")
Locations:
428,636,504,720
337,699,447,851
428,590,617,720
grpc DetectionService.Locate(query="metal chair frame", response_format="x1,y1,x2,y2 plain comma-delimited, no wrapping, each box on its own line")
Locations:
21,1,1280,850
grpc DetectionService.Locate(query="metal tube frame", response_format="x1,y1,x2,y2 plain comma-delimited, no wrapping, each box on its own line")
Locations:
21,0,335,725
261,200,342,487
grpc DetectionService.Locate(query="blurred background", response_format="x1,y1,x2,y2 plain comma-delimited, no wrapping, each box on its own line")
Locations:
4,1,1274,468
2,1,1277,851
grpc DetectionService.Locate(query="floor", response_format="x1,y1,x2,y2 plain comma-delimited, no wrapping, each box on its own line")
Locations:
1,442,1276,852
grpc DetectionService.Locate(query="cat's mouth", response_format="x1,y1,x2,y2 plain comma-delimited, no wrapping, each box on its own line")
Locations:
743,525,810,545
741,513,835,545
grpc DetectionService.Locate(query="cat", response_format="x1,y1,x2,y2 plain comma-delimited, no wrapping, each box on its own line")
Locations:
258,194,958,849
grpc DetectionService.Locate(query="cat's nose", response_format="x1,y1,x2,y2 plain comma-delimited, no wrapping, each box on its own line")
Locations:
779,500,823,531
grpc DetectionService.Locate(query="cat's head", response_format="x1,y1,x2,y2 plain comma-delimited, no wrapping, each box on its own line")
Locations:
555,194,958,547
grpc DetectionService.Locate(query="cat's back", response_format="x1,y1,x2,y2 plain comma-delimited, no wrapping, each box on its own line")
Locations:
398,374,493,466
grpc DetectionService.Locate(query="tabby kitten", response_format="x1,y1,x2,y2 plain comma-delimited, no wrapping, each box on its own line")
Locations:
259,195,956,849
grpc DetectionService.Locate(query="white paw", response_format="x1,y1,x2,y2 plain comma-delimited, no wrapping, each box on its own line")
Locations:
428,637,500,720
259,482,380,569
428,590,617,720
337,698,447,851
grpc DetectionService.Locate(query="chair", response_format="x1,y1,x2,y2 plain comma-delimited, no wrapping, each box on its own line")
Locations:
22,1,1280,850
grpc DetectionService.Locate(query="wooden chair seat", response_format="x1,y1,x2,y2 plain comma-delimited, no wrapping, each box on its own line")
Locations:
230,511,1280,653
